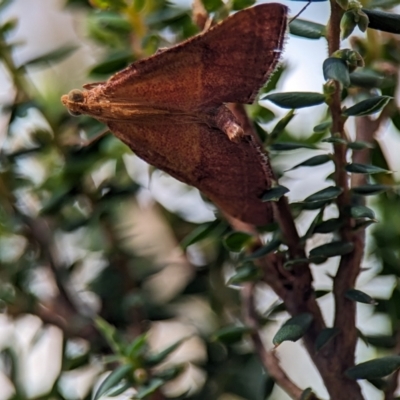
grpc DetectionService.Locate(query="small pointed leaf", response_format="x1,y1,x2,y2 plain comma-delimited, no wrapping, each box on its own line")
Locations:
350,70,391,89
223,231,254,252
348,205,375,219
345,356,400,380
347,141,374,150
146,338,187,366
322,137,347,144
228,262,260,284
345,163,391,174
309,241,354,258
135,379,164,399
93,364,133,400
262,185,289,202
353,220,377,230
300,388,316,400
262,92,326,109
289,19,326,39
362,8,400,34
303,186,343,203
180,220,222,249
345,289,377,305
284,258,310,269
342,96,392,117
315,328,340,352
288,154,332,170
20,45,77,68
314,218,344,233
323,57,350,87
269,109,296,141
273,313,313,346
270,142,316,151
352,184,391,195
244,238,282,260
212,326,253,344
126,334,147,359
107,381,133,397
313,121,332,133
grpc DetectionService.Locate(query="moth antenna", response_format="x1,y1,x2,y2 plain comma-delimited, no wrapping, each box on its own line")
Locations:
289,0,312,23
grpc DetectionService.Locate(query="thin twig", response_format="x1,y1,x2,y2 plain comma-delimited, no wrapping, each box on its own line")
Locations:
242,283,304,400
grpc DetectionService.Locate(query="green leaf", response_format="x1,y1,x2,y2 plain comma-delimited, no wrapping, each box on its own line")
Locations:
300,387,316,400
365,335,397,349
303,186,343,203
315,328,340,352
244,238,282,260
323,57,350,87
348,205,375,219
322,137,347,144
232,0,255,10
313,121,332,133
345,289,377,304
262,185,289,202
345,163,391,174
223,231,254,252
270,143,316,151
262,92,326,109
284,258,310,269
0,18,17,35
146,338,187,366
95,317,125,355
309,241,354,258
288,154,332,170
20,45,77,68
93,364,133,400
340,10,357,40
289,19,326,39
353,220,376,230
262,64,286,94
314,218,344,233
352,184,392,195
0,0,13,12
107,381,132,397
269,109,296,141
362,8,400,34
212,326,252,344
180,220,222,249
347,141,375,150
228,262,260,285
273,313,313,346
126,334,147,359
135,379,164,399
350,70,392,89
345,356,400,380
342,96,392,117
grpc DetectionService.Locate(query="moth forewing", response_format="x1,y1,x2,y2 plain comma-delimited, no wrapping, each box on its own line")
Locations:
61,4,288,225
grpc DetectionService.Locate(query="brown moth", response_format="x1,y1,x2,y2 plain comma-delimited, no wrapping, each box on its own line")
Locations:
61,3,288,225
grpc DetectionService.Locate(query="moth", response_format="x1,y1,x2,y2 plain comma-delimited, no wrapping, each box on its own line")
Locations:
61,3,288,225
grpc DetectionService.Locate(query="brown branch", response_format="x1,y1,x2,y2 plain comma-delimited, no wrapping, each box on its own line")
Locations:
242,283,304,400
229,94,344,399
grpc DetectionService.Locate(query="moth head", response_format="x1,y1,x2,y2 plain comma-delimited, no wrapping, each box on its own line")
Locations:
61,89,86,117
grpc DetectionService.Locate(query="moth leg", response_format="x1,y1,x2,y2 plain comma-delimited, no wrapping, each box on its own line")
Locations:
213,105,246,143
